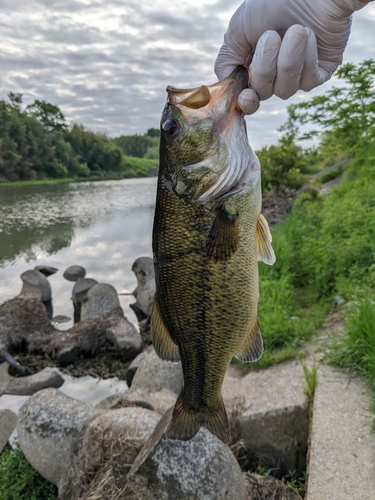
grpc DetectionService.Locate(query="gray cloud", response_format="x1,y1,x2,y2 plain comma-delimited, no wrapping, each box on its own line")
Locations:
1,0,374,149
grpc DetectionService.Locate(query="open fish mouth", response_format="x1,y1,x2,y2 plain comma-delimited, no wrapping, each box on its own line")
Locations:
165,67,258,204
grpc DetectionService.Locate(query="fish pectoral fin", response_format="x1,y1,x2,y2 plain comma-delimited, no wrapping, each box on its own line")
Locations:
206,205,239,262
256,213,276,265
235,317,264,363
167,392,230,444
150,296,180,362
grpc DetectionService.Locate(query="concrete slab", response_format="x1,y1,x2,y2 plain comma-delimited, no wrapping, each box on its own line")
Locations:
306,364,375,500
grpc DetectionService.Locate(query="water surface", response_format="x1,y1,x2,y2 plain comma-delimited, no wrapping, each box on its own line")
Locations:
0,178,158,327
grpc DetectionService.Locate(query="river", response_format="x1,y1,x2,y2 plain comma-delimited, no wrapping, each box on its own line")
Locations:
0,177,158,328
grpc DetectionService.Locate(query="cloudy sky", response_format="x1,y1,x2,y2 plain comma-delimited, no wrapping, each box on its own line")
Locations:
1,0,375,150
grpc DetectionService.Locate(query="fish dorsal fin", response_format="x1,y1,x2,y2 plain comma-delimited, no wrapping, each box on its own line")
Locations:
206,205,239,262
235,317,264,363
256,213,276,265
151,296,180,362
179,86,211,109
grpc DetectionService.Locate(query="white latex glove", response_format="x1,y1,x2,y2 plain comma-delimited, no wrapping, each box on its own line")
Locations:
215,0,372,114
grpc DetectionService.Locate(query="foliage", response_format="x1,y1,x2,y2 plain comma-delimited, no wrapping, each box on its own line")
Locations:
301,361,318,405
114,131,159,159
0,443,57,500
284,59,375,147
256,133,312,195
282,470,307,497
0,95,158,183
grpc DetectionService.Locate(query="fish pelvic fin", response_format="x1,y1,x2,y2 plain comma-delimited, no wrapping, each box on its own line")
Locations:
151,296,180,362
167,392,230,444
256,213,276,265
206,205,239,262
235,316,264,363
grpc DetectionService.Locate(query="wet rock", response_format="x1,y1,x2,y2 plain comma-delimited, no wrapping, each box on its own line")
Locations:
130,256,155,323
127,409,247,500
243,472,301,500
130,348,183,395
20,269,52,302
0,362,64,396
17,388,101,487
0,409,18,453
81,283,120,321
34,265,58,277
63,265,86,282
105,317,142,360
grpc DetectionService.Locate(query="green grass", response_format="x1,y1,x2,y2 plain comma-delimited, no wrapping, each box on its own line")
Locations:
122,157,158,177
319,166,343,184
0,443,57,500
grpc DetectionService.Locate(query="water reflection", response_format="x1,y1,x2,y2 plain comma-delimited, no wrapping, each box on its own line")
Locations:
0,178,157,326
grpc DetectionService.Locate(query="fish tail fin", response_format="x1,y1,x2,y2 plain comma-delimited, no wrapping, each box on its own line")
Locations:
167,392,230,444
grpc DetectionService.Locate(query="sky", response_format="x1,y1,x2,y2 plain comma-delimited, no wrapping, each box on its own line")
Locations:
1,0,375,150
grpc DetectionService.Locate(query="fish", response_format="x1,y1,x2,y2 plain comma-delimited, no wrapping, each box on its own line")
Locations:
151,66,275,444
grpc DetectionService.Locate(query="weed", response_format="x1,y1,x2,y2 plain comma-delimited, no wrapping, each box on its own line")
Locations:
282,470,307,497
0,443,57,500
300,361,318,405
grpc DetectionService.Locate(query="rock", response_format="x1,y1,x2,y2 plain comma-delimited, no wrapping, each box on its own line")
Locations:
0,409,18,453
34,265,58,277
130,348,183,395
130,257,155,323
17,388,101,487
72,278,98,320
126,347,153,387
0,362,64,396
126,388,177,415
223,359,309,475
243,472,301,500
105,317,142,360
81,283,120,321
63,265,86,282
127,409,248,500
82,407,161,471
20,269,52,302
51,315,71,324
95,393,153,411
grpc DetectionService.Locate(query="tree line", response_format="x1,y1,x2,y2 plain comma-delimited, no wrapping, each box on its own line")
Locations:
0,93,160,182
1,59,374,185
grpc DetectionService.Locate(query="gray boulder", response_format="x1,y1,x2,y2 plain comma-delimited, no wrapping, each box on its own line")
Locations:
0,362,64,396
63,265,86,282
17,388,101,487
126,347,153,387
0,409,18,453
72,278,98,320
127,409,248,500
20,269,51,302
105,317,142,360
126,388,177,416
130,257,156,323
95,393,153,411
81,283,120,321
129,348,183,395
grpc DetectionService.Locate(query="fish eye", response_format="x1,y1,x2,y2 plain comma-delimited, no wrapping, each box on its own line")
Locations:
162,119,179,136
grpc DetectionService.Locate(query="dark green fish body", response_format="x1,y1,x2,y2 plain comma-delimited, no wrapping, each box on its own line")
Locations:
151,67,275,443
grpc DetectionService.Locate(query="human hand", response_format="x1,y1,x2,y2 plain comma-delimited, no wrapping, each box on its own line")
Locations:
215,0,372,114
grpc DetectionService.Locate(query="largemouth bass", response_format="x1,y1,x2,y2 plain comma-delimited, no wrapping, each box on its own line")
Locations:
151,66,275,444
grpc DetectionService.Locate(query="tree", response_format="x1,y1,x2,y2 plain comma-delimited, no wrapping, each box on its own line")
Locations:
7,92,23,110
26,100,67,132
283,59,375,147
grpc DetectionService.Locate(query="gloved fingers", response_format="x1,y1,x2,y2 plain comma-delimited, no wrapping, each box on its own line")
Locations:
237,88,260,115
273,25,308,100
249,30,282,101
300,29,332,91
214,43,247,80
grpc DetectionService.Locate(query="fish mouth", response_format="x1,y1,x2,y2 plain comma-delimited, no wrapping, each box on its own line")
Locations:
166,67,257,204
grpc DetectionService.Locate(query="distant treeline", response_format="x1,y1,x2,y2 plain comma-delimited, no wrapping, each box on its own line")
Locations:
0,93,160,182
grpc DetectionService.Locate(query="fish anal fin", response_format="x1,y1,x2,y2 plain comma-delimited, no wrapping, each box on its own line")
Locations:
167,392,230,444
206,205,239,262
151,296,180,362
235,317,264,363
256,213,276,265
